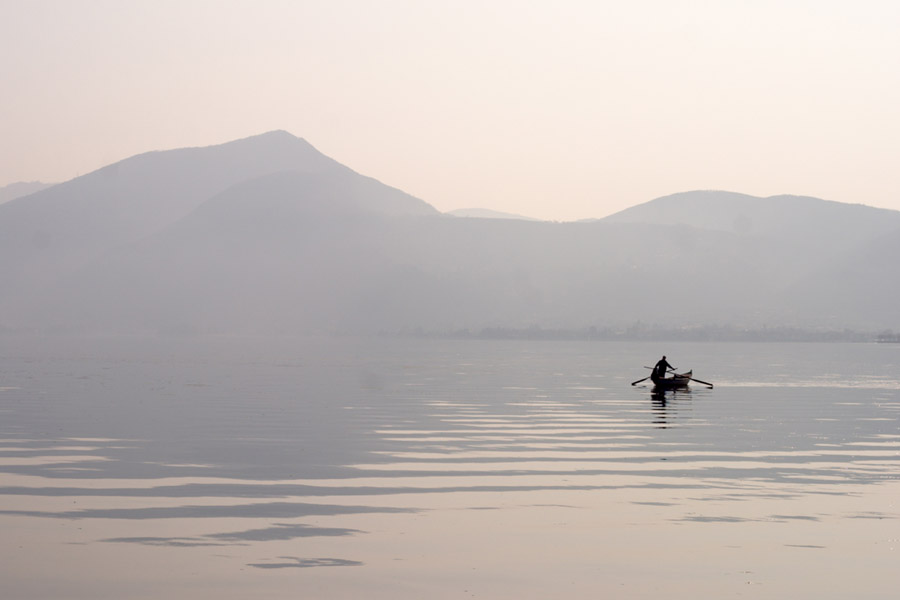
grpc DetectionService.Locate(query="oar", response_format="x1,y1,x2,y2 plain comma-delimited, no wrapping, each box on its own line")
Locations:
691,377,714,388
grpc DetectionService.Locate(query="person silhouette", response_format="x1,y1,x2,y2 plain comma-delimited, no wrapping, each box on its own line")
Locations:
651,355,673,382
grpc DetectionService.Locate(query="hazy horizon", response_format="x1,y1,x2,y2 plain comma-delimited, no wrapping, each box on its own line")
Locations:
3,1,899,221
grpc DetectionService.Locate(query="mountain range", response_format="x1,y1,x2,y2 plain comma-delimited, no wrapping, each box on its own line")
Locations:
0,181,56,205
2,131,898,336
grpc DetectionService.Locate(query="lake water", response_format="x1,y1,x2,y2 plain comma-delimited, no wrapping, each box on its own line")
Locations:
1,337,898,599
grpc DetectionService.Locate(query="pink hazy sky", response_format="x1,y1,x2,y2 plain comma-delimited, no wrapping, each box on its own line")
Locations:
2,0,898,221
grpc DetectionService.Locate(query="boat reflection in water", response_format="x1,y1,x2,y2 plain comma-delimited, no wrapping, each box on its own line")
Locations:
650,386,692,428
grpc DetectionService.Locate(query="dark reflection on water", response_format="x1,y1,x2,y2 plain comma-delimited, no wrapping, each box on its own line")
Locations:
103,523,363,547
650,387,693,427
0,501,415,520
247,557,363,569
0,480,711,498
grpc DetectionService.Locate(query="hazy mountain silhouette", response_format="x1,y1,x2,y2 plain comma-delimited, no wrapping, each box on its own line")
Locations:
0,131,347,259
0,181,55,204
26,168,437,333
2,134,898,335
38,215,776,334
782,228,900,329
604,190,900,251
447,208,541,221
603,190,900,329
0,131,433,316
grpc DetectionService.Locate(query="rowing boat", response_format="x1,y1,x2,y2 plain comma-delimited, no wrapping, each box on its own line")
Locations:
651,369,692,389
631,368,713,388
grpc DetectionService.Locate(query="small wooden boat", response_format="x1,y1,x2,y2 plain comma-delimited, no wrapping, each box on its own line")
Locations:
651,370,692,389
631,368,712,388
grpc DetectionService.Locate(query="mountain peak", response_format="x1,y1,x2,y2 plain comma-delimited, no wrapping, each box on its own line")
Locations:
256,129,295,138
0,130,401,277
230,129,307,145
209,129,319,156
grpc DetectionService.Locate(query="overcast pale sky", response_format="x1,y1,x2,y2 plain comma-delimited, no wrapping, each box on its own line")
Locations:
2,0,898,220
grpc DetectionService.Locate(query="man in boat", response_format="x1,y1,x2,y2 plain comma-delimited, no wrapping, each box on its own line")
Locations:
651,356,674,383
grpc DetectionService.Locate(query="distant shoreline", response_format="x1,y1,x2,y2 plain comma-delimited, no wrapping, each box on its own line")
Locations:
1,326,896,344
385,326,894,343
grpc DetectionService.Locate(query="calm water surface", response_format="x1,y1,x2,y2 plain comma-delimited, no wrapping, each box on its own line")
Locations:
1,337,898,599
